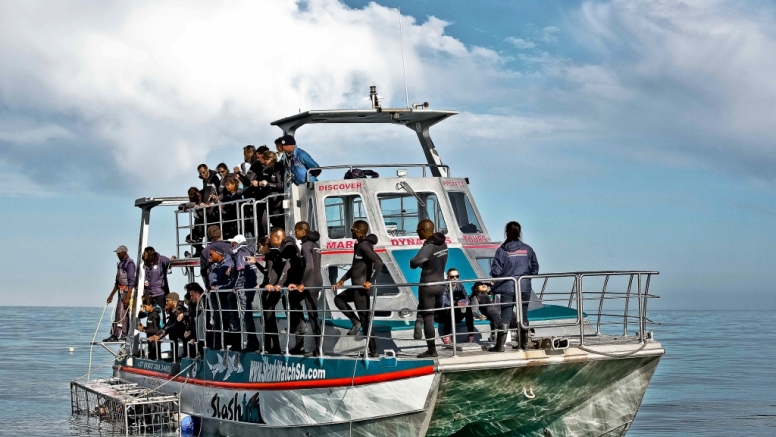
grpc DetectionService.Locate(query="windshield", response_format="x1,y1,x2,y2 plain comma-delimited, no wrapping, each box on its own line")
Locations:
447,191,483,234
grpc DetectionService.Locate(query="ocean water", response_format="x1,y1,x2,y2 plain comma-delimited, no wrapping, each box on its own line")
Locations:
0,308,774,436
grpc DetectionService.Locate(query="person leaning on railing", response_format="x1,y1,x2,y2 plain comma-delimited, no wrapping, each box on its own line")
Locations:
489,221,539,352
277,135,321,185
292,221,323,356
229,234,261,352
262,228,304,355
183,282,205,358
137,296,164,360
154,292,187,361
216,176,244,240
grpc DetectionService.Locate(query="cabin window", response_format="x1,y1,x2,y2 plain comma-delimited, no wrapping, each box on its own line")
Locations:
324,195,367,239
377,192,447,237
447,192,483,234
326,264,400,296
307,197,317,231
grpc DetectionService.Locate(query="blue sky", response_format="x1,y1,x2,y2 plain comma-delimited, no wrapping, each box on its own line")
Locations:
1,0,774,309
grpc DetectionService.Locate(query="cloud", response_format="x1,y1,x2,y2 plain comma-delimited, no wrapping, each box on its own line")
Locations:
0,0,519,197
541,26,560,42
505,37,536,49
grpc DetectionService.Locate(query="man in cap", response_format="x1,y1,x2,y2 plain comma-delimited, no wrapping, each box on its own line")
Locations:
104,245,136,342
277,134,321,186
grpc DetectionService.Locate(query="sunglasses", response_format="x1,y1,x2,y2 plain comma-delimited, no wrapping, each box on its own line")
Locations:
449,275,459,279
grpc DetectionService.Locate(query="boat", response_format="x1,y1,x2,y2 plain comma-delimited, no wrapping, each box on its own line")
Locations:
101,87,664,436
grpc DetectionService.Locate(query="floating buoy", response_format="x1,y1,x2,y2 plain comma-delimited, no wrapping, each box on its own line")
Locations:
69,347,75,353
181,415,194,435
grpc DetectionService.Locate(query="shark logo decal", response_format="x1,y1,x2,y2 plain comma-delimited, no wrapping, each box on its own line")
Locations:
208,352,244,381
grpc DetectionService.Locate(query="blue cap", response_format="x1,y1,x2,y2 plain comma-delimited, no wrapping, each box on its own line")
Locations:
278,135,296,146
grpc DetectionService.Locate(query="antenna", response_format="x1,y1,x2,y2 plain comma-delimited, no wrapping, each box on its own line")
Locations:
298,32,302,113
398,8,410,109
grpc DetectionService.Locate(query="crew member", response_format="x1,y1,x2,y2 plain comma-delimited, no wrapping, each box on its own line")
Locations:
141,247,171,321
409,220,448,358
104,245,136,343
490,221,539,351
332,220,382,358
291,221,323,356
230,234,261,352
197,164,220,198
277,135,321,185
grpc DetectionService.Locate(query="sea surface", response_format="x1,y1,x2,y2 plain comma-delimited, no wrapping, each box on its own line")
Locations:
0,308,774,436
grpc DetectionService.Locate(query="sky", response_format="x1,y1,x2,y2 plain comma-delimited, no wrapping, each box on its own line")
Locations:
1,0,775,310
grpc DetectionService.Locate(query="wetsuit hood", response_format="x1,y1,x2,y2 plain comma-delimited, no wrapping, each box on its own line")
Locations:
426,232,446,246
359,234,378,245
280,236,298,250
303,231,320,243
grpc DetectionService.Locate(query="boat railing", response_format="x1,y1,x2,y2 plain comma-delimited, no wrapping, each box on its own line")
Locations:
305,163,451,182
174,194,286,258
133,271,657,360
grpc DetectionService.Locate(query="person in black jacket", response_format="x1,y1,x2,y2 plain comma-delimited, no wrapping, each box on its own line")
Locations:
438,268,477,344
198,164,220,197
254,151,285,236
183,282,205,358
409,220,449,358
290,221,323,356
332,220,383,358
137,297,164,360
262,228,303,354
216,177,243,240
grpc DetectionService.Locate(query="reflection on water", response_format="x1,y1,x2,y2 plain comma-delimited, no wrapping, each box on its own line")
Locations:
0,308,774,436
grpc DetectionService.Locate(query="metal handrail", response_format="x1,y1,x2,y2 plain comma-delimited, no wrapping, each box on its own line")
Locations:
305,163,451,182
137,271,659,360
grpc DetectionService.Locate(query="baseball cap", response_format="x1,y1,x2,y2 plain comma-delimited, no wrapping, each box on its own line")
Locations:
278,135,296,146
227,235,247,245
113,245,128,253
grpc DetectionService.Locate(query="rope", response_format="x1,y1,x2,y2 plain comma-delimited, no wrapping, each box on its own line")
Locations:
87,302,111,379
74,359,116,382
136,361,197,398
576,341,647,358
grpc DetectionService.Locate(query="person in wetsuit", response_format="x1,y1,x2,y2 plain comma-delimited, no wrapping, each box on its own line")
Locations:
289,221,323,356
332,220,383,358
137,297,164,360
155,292,187,360
490,221,539,351
409,219,449,358
262,228,303,354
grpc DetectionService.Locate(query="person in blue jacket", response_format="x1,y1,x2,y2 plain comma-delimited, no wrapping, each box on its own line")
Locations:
207,245,236,350
277,135,321,185
489,221,539,352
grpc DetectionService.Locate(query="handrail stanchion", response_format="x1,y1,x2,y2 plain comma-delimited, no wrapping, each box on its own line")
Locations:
596,275,610,335
637,273,644,344
174,211,181,259
623,274,634,337
449,282,457,357
643,273,652,334
318,287,327,358
568,280,576,308
363,284,379,359
577,274,585,346
283,289,291,355
539,277,548,299
255,287,265,354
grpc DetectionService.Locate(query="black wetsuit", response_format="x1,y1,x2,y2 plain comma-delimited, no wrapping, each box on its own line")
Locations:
334,234,383,355
262,237,303,353
138,306,164,360
297,231,323,352
409,233,449,352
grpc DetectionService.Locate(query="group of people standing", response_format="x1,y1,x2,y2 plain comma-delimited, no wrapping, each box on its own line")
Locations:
105,215,538,360
180,135,320,246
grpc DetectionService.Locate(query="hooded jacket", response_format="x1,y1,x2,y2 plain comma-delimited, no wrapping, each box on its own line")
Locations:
409,232,448,284
208,254,236,290
199,240,233,289
340,234,383,287
490,240,539,295
267,237,303,287
233,243,259,289
300,231,323,288
143,255,171,297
